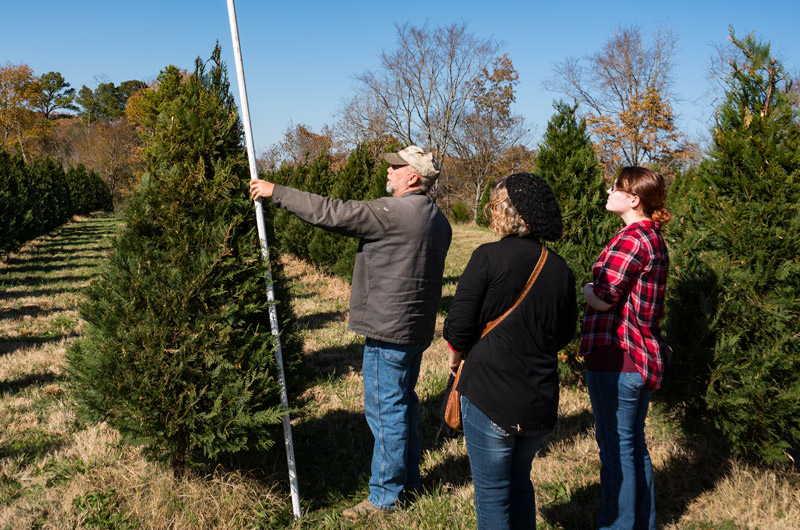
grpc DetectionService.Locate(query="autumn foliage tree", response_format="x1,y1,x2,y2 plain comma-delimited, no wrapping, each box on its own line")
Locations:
69,119,142,204
452,54,529,221
0,62,42,161
550,25,695,174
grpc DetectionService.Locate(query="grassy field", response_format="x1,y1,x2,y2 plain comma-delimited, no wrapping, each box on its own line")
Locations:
1,215,798,529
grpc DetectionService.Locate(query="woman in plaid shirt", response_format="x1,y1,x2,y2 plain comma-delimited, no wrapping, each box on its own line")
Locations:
580,167,672,530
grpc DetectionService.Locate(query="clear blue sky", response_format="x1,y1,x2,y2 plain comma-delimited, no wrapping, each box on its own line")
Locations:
3,0,799,155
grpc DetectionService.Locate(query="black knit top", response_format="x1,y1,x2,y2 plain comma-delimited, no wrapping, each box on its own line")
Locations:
443,235,577,435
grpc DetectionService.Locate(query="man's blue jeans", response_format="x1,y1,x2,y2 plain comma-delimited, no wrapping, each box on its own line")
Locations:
363,338,428,510
586,370,656,530
461,395,546,530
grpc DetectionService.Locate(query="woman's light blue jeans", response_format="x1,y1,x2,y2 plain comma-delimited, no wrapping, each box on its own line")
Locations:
363,338,427,510
587,369,656,530
462,395,546,530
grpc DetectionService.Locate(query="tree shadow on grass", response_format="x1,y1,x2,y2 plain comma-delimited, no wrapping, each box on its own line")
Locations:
284,408,374,510
0,287,82,301
1,274,92,288
295,309,348,332
224,407,374,512
540,409,595,454
0,372,61,396
31,244,111,255
654,438,731,528
2,252,108,266
0,304,51,320
0,431,67,467
237,363,475,512
539,436,732,529
0,332,77,356
2,262,87,275
294,342,364,386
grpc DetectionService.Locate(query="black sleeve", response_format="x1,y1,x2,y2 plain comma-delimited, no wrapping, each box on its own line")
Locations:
443,246,489,352
556,266,579,351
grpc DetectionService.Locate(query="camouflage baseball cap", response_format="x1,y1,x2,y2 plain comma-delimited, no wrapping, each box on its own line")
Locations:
383,146,440,179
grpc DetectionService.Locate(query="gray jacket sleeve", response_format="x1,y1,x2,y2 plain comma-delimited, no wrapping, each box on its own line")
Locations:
271,184,389,239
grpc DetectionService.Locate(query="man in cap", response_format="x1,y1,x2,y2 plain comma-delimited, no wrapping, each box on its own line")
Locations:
250,145,452,518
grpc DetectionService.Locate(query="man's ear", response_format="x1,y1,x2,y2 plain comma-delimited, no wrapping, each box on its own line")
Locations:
407,171,421,188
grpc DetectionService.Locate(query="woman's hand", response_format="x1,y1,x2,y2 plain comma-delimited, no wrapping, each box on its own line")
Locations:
583,282,612,311
448,348,464,376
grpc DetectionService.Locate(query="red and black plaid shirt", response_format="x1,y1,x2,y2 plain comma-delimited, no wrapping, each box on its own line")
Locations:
580,219,671,390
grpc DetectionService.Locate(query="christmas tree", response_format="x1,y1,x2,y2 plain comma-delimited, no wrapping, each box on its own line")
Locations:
665,29,800,463
67,45,299,473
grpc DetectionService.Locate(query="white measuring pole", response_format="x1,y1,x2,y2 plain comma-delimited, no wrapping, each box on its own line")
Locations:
226,0,301,520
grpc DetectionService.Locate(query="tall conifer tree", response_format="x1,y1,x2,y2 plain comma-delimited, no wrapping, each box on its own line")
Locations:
665,29,800,463
67,45,298,472
536,101,618,379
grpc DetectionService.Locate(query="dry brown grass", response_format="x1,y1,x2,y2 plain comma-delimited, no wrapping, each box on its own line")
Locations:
1,218,798,529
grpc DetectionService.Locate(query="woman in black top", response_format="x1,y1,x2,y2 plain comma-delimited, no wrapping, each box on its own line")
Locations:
443,173,577,530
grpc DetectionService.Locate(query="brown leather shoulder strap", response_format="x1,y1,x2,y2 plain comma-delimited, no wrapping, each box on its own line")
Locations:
480,247,549,339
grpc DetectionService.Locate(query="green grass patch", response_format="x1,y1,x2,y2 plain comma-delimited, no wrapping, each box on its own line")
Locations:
42,455,87,487
72,489,140,530
0,429,65,467
0,476,22,504
49,314,78,334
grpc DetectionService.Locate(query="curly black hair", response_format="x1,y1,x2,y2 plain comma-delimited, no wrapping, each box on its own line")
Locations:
504,173,563,241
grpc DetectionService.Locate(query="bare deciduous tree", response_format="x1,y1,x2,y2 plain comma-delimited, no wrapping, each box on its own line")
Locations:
337,88,394,156
548,25,696,174
261,122,347,171
71,118,143,203
353,22,500,172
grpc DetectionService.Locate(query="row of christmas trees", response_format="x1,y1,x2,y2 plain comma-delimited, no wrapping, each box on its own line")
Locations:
67,29,797,476
1,153,112,253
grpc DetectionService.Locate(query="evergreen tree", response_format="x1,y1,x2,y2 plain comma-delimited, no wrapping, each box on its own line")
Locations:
536,101,618,380
24,156,72,237
34,71,78,119
65,164,113,215
475,177,495,227
664,29,800,463
0,150,27,252
67,45,299,472
324,145,385,279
